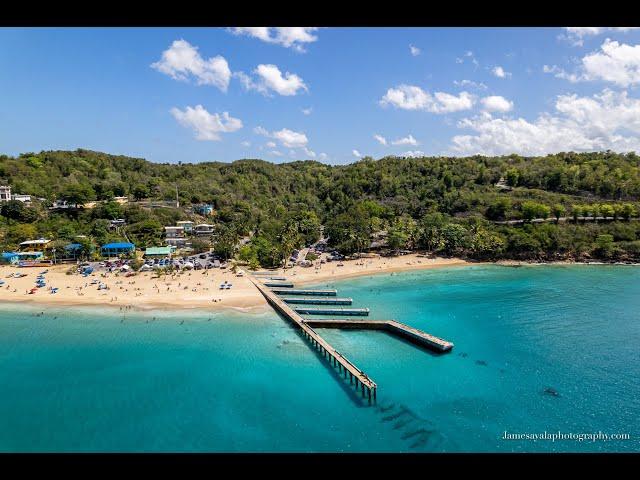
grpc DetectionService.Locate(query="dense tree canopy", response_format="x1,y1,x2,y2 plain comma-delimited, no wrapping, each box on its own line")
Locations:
1,149,640,264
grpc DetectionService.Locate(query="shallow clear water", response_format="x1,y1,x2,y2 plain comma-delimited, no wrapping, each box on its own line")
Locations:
0,265,638,452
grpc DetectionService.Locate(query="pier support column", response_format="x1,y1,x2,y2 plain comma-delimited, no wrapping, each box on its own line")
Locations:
361,384,365,397
373,388,377,400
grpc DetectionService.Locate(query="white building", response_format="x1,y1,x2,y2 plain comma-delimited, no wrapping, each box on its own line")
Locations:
194,224,215,236
176,220,194,234
0,186,11,202
164,226,186,247
12,194,31,203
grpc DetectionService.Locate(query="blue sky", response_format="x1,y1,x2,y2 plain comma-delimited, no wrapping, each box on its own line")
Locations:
2,27,640,164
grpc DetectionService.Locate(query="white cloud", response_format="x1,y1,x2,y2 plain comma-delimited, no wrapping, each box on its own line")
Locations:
480,95,514,113
402,150,425,157
170,105,242,141
545,39,640,87
582,39,640,87
492,66,511,78
269,150,283,157
241,141,251,147
273,128,308,148
302,107,313,115
391,134,419,146
380,84,474,113
318,153,328,161
451,88,640,156
373,134,387,145
562,27,640,46
152,39,231,92
542,64,583,83
302,147,316,158
266,141,276,148
456,51,479,66
453,79,487,90
255,126,308,148
230,27,319,52
236,64,308,96
352,149,362,158
410,45,421,56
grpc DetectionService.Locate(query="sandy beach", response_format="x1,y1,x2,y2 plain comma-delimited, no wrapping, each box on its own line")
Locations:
0,254,472,311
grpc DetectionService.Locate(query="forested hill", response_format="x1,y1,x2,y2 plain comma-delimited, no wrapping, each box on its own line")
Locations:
1,149,640,215
1,149,640,264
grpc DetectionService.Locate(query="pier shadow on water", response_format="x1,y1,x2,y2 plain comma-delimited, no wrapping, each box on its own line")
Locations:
372,399,445,451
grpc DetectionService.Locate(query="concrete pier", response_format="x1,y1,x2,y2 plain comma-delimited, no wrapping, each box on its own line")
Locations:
250,278,377,400
282,297,353,305
305,319,454,352
270,288,337,296
294,307,370,316
263,281,294,288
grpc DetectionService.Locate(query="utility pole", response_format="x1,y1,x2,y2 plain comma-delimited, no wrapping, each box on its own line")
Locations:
175,184,179,209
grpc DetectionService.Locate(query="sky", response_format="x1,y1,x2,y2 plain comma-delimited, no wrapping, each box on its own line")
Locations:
2,26,640,164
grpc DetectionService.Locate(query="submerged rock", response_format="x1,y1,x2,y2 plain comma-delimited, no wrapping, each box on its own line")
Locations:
543,387,560,397
475,360,488,366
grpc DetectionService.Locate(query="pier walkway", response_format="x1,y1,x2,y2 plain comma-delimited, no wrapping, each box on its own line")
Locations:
304,319,454,352
270,288,337,296
293,307,370,316
282,297,353,305
251,278,378,400
250,273,455,401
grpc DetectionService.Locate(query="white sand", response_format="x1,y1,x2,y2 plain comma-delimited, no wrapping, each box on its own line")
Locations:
0,254,472,311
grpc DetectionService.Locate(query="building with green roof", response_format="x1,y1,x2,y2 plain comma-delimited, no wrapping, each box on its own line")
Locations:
144,246,173,258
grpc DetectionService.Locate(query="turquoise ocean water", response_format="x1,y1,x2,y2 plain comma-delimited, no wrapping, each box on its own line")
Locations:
0,265,638,452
